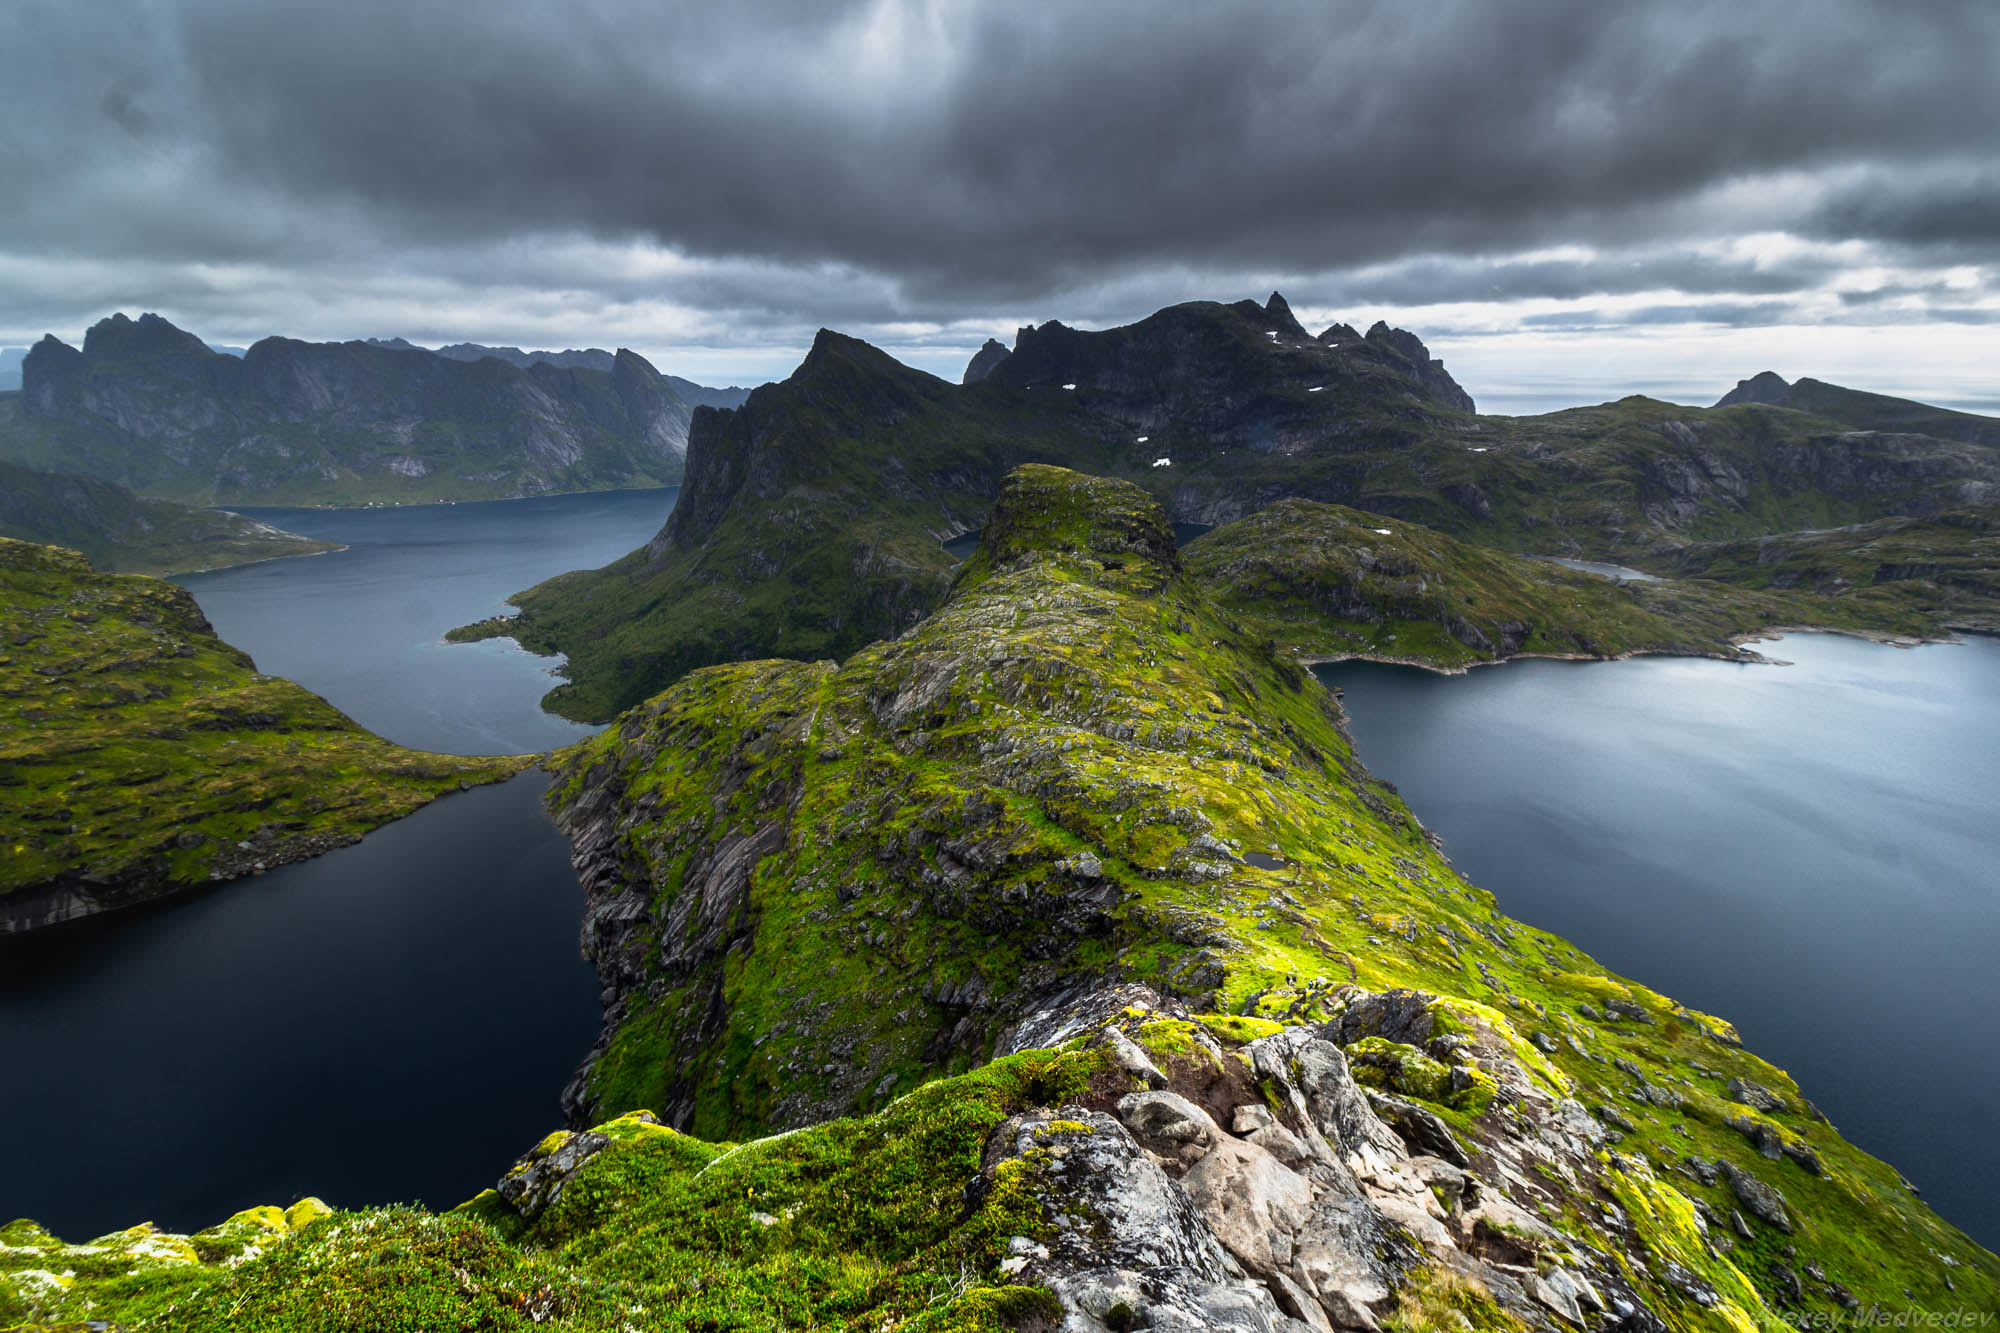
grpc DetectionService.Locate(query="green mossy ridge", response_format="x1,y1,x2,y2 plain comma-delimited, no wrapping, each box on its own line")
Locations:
0,460,338,576
1180,496,1956,668
1,1050,1094,1332
533,466,1992,1319
0,539,523,916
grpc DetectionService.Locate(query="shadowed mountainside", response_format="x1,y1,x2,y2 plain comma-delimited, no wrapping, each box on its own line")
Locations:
0,459,337,574
0,313,693,505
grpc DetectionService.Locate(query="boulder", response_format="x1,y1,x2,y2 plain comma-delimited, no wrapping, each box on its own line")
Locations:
1719,1160,1793,1233
1181,1136,1315,1271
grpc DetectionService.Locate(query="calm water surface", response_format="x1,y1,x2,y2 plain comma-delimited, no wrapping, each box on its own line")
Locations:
180,487,676,755
1,490,675,1238
1319,634,2000,1247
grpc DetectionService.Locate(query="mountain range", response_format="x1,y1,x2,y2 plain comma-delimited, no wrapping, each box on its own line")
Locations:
365,338,757,409
0,314,696,505
6,290,2000,1327
474,293,2000,721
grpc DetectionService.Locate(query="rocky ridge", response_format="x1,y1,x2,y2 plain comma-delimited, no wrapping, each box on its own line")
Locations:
533,466,1990,1322
1181,498,1975,668
5,469,1993,1329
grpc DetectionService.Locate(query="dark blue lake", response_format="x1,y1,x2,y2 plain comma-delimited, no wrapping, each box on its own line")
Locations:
179,487,676,755
0,488,675,1239
1319,634,2000,1248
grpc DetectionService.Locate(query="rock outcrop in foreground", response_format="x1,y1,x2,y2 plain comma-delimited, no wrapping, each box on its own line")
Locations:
8,470,1992,1329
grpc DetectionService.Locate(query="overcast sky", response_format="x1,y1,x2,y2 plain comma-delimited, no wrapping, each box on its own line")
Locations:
5,0,1998,412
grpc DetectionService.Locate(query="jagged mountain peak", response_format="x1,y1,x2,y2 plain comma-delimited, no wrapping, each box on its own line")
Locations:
961,337,1011,385
1263,290,1309,339
1715,370,1793,408
81,312,212,363
792,327,936,388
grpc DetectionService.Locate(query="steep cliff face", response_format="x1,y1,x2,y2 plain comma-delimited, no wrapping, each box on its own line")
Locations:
0,538,522,932
495,331,1113,720
0,313,691,505
987,292,1475,449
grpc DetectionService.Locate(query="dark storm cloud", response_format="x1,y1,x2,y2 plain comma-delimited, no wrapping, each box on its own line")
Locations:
1320,252,1841,308
2,0,1997,349
1804,170,2000,251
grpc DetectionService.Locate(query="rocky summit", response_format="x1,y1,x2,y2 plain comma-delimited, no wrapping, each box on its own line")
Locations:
5,467,1994,1329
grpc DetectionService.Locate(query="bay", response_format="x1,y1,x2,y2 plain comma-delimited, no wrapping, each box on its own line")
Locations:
1318,633,2000,1246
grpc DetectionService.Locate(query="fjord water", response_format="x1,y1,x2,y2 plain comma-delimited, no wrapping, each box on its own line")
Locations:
1319,635,2000,1246
178,487,677,755
0,489,674,1238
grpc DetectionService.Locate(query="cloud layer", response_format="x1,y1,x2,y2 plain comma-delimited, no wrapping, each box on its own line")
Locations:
5,0,1997,408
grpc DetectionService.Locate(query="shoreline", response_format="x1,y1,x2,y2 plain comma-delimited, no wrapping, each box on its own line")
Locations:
1297,620,1973,678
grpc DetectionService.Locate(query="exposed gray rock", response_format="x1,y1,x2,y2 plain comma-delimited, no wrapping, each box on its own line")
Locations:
496,1125,623,1220
1720,1160,1793,1233
962,338,1011,385
1726,1076,1788,1113
1118,1090,1220,1149
1181,1136,1314,1271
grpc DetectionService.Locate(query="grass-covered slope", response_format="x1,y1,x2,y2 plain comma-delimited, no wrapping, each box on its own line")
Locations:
1181,498,1959,669
0,460,337,574
8,470,1992,1330
0,313,689,506
0,539,523,930
1154,391,2000,560
2,1054,1089,1333
492,331,1115,721
1659,506,2000,634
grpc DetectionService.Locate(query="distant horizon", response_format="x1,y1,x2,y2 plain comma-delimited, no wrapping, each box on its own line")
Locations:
5,307,1996,421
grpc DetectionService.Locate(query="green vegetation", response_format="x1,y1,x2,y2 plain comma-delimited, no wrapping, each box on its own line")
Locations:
0,460,336,575
1182,497,1970,669
9,440,1998,1326
494,330,1117,721
1663,506,2000,634
0,539,523,925
506,467,1988,1320
1717,371,2000,447
2,1048,1095,1332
